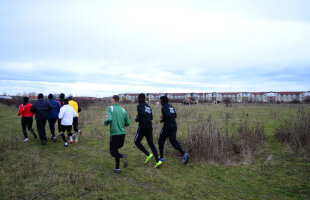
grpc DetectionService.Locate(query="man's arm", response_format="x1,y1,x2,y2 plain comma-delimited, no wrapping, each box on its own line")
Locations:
17,105,23,116
48,103,52,112
30,104,36,114
58,107,64,119
161,106,170,122
124,110,130,127
104,106,113,126
135,105,143,122
78,103,81,113
72,107,77,118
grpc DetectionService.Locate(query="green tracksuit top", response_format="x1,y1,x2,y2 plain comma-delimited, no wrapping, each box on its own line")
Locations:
104,103,130,136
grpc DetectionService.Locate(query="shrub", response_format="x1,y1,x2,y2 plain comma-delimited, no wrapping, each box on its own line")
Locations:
180,115,265,164
275,110,310,154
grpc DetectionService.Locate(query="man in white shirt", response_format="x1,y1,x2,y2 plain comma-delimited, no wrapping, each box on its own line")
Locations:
58,98,77,147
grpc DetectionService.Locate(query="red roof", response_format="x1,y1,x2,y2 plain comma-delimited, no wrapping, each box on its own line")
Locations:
219,92,240,95
277,91,304,95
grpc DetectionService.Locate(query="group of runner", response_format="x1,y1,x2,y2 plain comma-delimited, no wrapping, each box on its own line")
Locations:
18,93,189,172
17,93,82,147
104,94,189,173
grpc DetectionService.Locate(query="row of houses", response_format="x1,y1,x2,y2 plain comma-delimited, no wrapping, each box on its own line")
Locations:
119,91,310,103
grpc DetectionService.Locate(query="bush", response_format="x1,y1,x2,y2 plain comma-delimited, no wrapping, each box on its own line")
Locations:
180,115,265,164
275,110,310,154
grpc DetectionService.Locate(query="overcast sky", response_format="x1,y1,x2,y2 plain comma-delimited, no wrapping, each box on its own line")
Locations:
0,0,310,97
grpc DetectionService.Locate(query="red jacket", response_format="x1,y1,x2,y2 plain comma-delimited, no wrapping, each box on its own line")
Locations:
18,103,34,117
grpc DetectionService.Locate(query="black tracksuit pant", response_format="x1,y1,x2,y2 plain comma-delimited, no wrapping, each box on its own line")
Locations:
36,118,47,141
21,117,35,138
110,134,125,169
73,117,79,132
158,127,185,158
48,118,57,137
135,127,159,162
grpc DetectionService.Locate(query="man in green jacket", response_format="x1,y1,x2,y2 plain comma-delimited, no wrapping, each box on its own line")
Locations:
104,95,130,173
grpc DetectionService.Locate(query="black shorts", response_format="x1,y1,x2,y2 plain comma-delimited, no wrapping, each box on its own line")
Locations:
110,134,125,151
60,125,72,132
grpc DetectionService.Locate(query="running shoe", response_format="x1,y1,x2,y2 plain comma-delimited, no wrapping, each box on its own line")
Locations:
23,138,29,142
64,142,68,147
159,157,165,162
52,137,57,142
154,160,163,168
183,153,189,165
114,169,121,173
122,154,128,168
145,153,153,164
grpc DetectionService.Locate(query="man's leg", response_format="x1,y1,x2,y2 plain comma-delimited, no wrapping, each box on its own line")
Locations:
134,128,150,156
73,117,80,133
36,119,46,144
21,118,28,139
168,128,185,155
158,128,168,159
27,117,37,139
110,135,123,169
58,119,62,135
145,128,159,162
48,118,57,138
59,125,68,147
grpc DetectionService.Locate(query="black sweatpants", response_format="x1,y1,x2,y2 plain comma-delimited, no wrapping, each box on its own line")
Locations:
73,117,80,132
21,117,34,138
158,127,185,159
48,118,57,137
110,134,125,169
58,119,62,133
36,119,47,142
134,127,159,162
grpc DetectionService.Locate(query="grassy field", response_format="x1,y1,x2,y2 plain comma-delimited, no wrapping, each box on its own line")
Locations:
0,103,310,200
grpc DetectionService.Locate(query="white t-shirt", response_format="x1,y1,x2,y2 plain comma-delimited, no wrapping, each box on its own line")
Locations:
58,104,77,126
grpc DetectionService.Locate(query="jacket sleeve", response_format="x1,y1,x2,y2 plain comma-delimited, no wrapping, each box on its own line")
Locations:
72,108,77,118
78,103,81,113
17,104,23,116
124,110,130,127
104,106,113,126
135,105,143,122
161,106,170,122
48,103,52,112
30,104,36,114
58,107,64,119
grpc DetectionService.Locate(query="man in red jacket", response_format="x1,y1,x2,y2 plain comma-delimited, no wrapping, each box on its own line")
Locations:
17,97,38,141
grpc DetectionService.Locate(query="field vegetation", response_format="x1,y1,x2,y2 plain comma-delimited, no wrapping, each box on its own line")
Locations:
0,102,310,199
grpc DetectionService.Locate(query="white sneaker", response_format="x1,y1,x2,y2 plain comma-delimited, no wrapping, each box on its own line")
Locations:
23,138,29,142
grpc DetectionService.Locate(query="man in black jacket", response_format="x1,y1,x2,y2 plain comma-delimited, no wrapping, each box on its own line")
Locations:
134,93,162,168
30,93,52,145
158,96,189,165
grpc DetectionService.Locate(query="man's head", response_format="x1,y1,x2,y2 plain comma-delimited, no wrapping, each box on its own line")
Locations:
68,94,73,100
112,95,120,104
60,93,65,100
23,97,29,104
64,98,69,105
138,93,145,103
38,93,44,99
48,93,53,100
160,96,169,105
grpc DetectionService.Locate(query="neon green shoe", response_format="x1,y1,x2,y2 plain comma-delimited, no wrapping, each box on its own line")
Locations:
145,154,153,164
154,161,162,168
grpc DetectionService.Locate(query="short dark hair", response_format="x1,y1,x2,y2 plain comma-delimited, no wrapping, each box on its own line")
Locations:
160,96,169,104
64,98,69,104
23,97,29,103
113,95,120,102
138,93,145,101
48,93,53,100
60,93,65,100
38,93,44,99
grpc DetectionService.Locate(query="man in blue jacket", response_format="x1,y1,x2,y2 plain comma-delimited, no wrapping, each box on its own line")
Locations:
47,94,61,142
134,93,162,168
30,93,52,145
158,96,189,165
